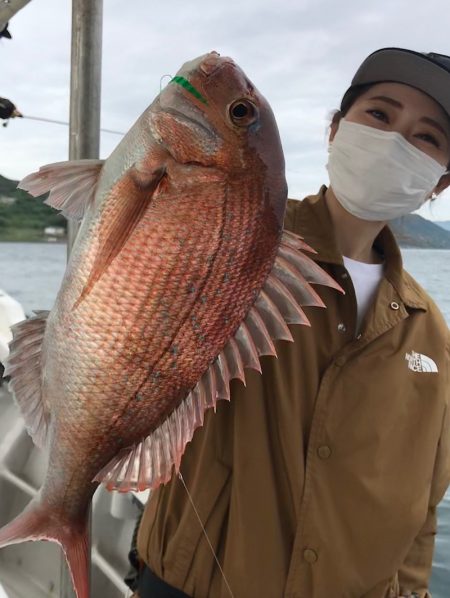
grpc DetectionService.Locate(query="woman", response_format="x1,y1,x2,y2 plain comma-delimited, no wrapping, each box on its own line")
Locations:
132,48,450,598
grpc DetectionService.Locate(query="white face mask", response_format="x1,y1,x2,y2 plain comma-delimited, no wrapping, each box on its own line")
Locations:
326,120,448,221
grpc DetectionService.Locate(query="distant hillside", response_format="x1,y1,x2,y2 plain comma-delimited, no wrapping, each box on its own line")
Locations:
0,174,67,241
390,214,450,248
435,221,450,232
0,173,449,247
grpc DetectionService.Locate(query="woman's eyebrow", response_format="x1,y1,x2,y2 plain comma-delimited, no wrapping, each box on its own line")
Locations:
369,95,449,138
369,95,403,109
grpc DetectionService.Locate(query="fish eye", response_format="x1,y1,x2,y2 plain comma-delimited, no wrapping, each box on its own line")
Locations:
229,99,258,126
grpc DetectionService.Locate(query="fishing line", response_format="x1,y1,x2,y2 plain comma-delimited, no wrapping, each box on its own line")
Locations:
160,74,173,93
21,114,125,135
178,472,235,598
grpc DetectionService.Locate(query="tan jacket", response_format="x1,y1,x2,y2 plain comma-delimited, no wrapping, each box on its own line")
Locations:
137,187,450,598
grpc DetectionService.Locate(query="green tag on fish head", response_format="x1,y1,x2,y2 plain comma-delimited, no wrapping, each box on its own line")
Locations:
170,76,208,105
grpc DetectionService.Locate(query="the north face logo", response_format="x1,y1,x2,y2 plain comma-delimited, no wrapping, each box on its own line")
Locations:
405,351,438,373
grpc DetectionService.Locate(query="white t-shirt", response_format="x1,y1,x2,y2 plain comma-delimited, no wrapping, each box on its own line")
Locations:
343,256,384,333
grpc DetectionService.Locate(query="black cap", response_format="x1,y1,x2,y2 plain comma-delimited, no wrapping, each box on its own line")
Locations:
341,48,450,118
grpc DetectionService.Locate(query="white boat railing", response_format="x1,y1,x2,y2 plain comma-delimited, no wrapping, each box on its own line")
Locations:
0,386,143,597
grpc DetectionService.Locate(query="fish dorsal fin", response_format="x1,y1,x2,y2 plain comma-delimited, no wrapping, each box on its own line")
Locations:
94,231,343,492
18,159,105,221
4,311,50,448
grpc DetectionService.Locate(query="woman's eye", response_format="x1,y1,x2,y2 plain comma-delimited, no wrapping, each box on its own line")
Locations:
416,133,440,148
367,109,388,122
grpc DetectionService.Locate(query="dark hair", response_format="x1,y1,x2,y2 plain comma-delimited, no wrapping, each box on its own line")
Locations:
330,83,373,128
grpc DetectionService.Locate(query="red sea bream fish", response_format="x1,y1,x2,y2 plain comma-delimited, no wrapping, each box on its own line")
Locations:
0,52,342,597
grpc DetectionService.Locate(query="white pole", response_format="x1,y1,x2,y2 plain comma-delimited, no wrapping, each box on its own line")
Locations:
67,0,103,252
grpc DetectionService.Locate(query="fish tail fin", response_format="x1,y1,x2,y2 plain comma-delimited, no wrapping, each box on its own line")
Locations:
62,527,90,598
0,499,90,598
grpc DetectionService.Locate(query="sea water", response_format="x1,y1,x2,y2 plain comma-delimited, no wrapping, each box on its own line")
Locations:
402,250,450,597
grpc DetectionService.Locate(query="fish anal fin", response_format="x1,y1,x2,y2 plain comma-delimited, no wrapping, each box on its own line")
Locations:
18,159,105,221
4,311,49,448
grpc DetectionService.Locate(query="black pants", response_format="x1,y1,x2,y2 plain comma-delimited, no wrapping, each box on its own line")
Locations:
138,566,191,598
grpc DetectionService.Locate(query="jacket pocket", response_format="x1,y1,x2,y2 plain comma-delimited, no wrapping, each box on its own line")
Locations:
166,458,231,586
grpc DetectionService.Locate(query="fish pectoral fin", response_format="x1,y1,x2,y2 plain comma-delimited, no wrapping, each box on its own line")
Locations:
18,159,105,221
4,310,50,448
74,165,166,308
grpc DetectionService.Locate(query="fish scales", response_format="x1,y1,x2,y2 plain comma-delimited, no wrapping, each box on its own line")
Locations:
25,156,278,523
0,52,343,598
50,178,278,455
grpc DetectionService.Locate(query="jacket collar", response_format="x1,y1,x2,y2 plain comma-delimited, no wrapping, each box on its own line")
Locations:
292,186,427,311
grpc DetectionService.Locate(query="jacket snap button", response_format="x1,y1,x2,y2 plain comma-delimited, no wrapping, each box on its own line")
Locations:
337,322,346,332
341,272,348,279
335,356,346,367
390,301,400,310
303,548,318,563
317,445,331,459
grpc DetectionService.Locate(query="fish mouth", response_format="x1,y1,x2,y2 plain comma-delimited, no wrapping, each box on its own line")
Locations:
176,51,235,79
198,51,235,76
161,52,239,132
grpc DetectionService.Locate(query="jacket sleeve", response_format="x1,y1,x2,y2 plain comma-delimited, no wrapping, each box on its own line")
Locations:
397,348,450,597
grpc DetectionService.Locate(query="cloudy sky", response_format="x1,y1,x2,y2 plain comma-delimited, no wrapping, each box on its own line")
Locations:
1,0,450,220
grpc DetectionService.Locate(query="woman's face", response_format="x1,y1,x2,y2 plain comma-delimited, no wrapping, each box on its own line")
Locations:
339,82,450,168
